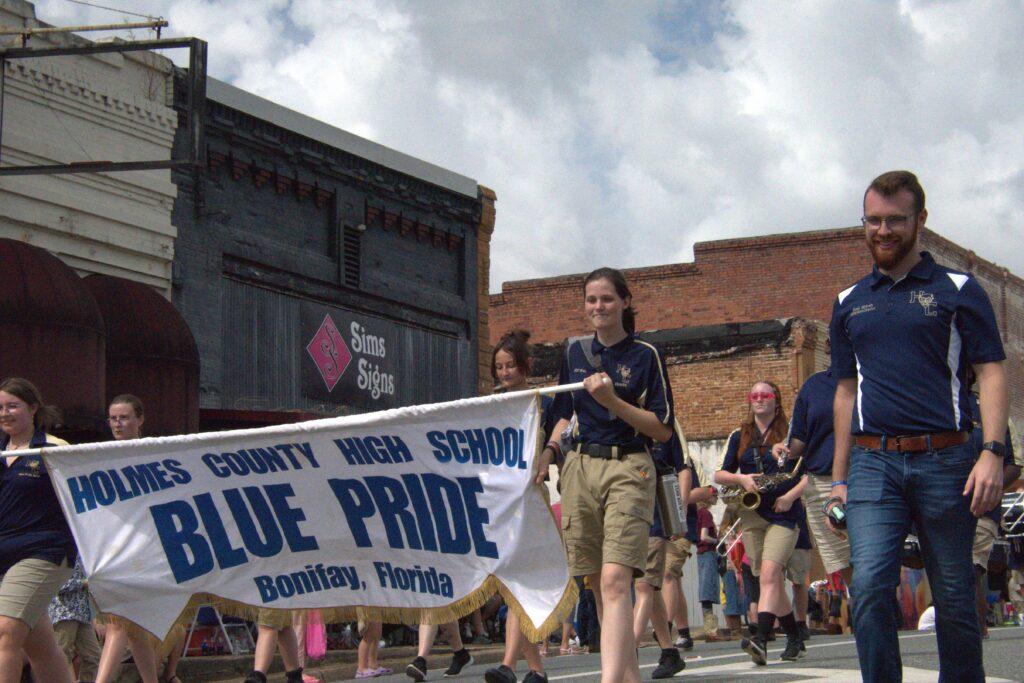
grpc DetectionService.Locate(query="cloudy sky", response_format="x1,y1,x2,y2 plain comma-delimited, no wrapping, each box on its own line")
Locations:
34,0,1024,290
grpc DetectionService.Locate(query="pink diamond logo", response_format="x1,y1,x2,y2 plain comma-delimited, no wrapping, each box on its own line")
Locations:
306,314,351,392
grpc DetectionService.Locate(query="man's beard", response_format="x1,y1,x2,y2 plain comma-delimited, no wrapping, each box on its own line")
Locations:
867,221,918,269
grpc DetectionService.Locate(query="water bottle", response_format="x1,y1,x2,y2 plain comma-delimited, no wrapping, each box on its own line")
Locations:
656,469,687,538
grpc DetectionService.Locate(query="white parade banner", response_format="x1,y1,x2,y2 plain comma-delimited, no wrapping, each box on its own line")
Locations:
39,390,575,641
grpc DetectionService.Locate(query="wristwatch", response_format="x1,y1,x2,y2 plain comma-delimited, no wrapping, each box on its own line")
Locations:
981,441,1006,457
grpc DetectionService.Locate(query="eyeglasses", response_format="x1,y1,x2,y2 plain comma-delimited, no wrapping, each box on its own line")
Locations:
861,215,909,229
748,392,776,401
107,416,133,424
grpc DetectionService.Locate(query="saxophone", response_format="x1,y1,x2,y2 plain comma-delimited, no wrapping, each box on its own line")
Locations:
720,457,804,511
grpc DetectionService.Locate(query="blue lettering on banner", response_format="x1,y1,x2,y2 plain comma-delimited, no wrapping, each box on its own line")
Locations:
328,474,498,559
374,561,453,598
150,483,319,584
425,428,526,469
67,460,193,514
332,435,413,465
254,563,361,603
201,442,320,479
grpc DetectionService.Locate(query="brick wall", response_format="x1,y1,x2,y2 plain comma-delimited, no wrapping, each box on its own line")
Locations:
491,227,1024,425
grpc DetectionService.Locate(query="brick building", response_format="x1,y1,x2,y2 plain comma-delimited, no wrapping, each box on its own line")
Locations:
491,227,1024,453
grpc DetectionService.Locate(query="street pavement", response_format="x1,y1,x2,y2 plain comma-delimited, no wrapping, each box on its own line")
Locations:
352,627,1024,682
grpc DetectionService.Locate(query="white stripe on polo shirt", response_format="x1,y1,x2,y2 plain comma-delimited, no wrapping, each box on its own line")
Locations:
947,313,963,429
855,354,866,432
838,283,857,305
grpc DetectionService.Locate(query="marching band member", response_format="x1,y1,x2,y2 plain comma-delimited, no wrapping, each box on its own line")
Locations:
95,395,184,683
714,380,806,664
0,377,75,683
546,267,673,683
484,329,553,683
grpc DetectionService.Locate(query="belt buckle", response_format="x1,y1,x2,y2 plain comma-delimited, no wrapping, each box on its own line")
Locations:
893,435,903,452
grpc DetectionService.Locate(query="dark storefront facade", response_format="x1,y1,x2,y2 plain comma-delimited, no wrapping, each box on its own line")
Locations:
171,79,490,429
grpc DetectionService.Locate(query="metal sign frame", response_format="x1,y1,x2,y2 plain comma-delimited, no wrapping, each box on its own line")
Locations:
0,37,206,176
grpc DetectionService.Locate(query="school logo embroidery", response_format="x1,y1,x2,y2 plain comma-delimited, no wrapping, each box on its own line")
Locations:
910,290,937,316
618,364,631,380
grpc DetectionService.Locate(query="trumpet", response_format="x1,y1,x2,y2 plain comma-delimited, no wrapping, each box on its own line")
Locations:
1002,491,1024,537
720,457,804,511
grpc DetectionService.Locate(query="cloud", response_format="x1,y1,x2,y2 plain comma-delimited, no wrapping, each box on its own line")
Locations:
28,0,1024,289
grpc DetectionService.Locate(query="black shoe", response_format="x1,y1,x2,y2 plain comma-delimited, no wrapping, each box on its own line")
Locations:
747,623,757,637
443,648,473,677
674,634,694,651
651,648,686,679
781,637,805,661
406,656,428,682
244,672,268,683
285,668,304,683
798,624,811,642
522,672,548,683
740,637,767,666
484,664,517,683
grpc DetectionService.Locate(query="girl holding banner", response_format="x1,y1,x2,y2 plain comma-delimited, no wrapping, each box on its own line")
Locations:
484,329,553,683
94,395,184,683
547,268,674,683
0,377,75,683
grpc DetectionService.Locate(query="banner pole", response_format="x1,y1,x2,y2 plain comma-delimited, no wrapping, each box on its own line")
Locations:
499,377,608,399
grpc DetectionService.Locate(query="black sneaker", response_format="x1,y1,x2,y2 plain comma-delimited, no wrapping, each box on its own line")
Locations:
406,656,428,682
740,637,767,666
443,648,473,677
284,669,304,683
780,637,805,661
674,634,694,651
522,672,548,683
798,624,811,642
243,672,268,683
651,648,686,679
484,664,517,683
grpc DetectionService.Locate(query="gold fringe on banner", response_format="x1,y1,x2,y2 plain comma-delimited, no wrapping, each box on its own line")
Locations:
98,574,577,653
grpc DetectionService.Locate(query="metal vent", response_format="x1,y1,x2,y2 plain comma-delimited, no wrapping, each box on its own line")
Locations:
343,224,362,288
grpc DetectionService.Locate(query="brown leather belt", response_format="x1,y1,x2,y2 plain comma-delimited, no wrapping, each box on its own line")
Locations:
854,431,967,453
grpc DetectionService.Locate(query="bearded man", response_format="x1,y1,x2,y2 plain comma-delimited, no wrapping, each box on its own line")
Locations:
828,170,1008,682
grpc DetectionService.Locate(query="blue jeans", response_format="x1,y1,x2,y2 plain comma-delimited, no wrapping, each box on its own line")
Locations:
847,443,982,683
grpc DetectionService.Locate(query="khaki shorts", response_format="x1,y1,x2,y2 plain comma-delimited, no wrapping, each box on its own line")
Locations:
637,536,668,589
560,450,656,577
0,557,73,628
739,509,798,577
54,619,101,680
785,548,811,584
664,536,692,578
802,473,852,574
257,607,294,629
973,517,998,569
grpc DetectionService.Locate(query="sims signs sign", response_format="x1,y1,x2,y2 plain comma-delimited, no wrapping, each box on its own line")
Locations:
303,305,398,409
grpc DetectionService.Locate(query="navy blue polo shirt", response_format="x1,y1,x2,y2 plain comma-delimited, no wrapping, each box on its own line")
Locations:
0,430,77,575
788,370,838,475
552,334,672,448
795,511,812,550
829,251,1005,436
540,394,556,443
720,427,804,529
967,393,1016,524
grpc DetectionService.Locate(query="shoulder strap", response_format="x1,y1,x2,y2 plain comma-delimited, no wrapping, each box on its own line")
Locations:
567,334,601,370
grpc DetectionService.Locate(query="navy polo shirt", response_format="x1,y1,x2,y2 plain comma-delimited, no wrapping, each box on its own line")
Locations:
0,430,77,575
540,394,556,443
829,251,1005,436
795,512,812,551
552,334,672,448
788,370,838,475
967,393,1016,524
720,427,804,529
